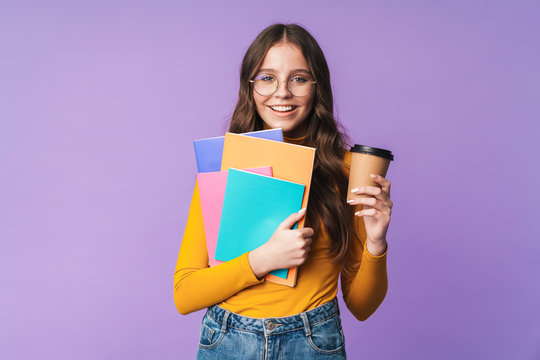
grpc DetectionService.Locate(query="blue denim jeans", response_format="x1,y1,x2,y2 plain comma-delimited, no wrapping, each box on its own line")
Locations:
196,298,347,359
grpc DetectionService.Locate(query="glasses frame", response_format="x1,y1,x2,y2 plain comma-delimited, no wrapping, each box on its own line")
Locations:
249,74,317,98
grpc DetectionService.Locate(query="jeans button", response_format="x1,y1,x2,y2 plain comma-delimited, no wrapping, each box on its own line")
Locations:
267,321,275,330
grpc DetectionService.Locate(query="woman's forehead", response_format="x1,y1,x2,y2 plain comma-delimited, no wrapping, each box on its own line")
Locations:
258,42,310,73
257,68,311,75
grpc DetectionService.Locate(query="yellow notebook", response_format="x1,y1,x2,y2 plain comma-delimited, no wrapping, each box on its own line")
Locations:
221,133,316,287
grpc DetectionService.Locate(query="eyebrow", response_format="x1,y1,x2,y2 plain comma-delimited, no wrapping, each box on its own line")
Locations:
257,68,312,75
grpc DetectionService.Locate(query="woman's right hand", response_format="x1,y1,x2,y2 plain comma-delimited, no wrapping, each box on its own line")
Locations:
248,208,314,280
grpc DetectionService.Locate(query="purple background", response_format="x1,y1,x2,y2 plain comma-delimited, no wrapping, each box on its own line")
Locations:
1,1,539,359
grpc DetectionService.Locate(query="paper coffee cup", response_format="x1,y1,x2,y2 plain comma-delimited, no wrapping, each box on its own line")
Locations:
347,144,394,201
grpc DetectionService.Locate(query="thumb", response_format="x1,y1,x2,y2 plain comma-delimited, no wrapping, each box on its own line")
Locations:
278,208,306,230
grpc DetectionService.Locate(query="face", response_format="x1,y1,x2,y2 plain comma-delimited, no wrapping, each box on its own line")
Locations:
253,42,315,138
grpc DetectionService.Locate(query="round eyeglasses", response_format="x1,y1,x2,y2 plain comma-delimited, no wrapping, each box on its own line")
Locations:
249,73,317,97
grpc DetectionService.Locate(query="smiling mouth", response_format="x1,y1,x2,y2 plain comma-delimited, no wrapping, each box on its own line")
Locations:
270,105,297,112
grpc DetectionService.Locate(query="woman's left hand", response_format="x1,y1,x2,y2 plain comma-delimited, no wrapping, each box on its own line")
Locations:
347,174,393,256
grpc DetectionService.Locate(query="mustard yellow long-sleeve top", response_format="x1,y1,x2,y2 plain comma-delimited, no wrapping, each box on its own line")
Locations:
173,139,388,321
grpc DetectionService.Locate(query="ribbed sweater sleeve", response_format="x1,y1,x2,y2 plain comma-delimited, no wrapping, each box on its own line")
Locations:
340,214,388,321
173,180,264,315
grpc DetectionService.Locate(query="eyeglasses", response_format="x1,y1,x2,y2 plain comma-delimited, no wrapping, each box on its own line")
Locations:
249,73,317,97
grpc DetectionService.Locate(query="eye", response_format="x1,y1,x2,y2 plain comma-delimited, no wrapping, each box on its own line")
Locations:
254,74,275,82
290,76,309,83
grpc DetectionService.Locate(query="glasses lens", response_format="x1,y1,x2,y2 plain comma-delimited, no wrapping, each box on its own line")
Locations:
288,75,314,97
253,74,277,96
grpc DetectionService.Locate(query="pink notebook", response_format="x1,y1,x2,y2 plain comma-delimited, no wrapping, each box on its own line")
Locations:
197,167,273,266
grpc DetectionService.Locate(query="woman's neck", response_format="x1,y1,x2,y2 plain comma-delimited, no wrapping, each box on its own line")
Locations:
261,122,308,145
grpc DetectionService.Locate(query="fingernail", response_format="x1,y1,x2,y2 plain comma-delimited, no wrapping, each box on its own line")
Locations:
370,174,377,179
347,199,355,204
298,208,306,214
351,188,359,193
355,211,362,216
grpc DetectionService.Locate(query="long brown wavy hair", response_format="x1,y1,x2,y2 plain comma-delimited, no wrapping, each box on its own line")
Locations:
228,23,358,267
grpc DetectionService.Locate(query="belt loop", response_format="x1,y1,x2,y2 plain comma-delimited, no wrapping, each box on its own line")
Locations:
221,310,230,333
334,298,340,316
300,312,311,336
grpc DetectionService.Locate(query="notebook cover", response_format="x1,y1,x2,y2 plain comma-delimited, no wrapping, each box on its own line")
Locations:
193,128,283,173
214,169,305,279
221,133,316,286
197,167,273,267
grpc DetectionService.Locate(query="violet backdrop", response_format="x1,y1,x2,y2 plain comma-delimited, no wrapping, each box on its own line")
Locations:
1,0,539,359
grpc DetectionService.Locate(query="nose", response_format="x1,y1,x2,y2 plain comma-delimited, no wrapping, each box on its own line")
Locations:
274,79,293,98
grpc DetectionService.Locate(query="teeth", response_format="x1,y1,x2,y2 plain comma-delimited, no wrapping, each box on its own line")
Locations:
271,106,295,112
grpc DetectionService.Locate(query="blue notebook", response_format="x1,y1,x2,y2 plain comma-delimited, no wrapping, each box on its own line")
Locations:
193,128,283,173
214,168,305,279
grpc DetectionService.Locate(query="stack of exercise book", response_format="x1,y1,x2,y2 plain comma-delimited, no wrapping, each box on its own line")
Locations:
192,128,316,287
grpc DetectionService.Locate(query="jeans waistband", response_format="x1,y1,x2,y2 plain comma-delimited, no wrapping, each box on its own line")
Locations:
205,298,340,336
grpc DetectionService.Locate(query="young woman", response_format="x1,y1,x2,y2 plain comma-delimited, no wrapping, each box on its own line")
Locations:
174,23,393,359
